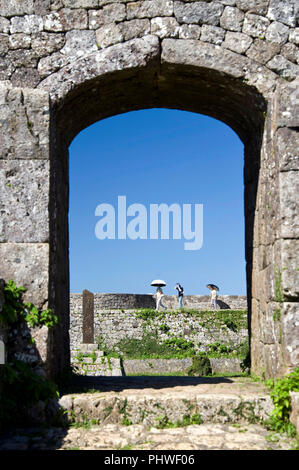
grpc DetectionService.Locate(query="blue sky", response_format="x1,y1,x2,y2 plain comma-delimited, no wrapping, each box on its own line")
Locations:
69,108,246,296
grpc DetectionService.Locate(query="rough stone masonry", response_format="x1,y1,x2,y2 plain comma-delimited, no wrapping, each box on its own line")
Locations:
0,0,298,380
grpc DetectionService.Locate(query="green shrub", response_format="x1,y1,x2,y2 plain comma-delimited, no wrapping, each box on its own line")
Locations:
266,368,299,436
0,279,58,328
159,323,170,332
224,318,238,333
187,355,212,377
0,279,60,429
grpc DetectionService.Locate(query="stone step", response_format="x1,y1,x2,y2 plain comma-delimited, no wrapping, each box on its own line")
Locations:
0,423,294,450
123,357,242,375
59,376,274,427
71,353,243,377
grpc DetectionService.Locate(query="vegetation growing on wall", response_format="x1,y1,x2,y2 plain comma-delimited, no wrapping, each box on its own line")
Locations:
1,280,58,328
134,308,248,333
96,308,249,368
97,330,197,360
266,368,299,437
0,280,60,429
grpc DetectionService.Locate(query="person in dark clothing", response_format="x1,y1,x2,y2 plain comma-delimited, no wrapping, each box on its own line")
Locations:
175,283,184,309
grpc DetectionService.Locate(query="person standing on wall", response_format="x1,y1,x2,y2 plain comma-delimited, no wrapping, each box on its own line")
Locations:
210,287,218,311
175,283,184,309
206,284,219,311
155,287,167,311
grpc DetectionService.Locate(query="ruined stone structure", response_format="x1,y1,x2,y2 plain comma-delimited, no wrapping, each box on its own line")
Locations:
69,292,248,349
0,1,298,380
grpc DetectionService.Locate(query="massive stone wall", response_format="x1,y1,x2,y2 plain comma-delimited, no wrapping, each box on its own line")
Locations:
70,293,248,353
0,0,298,379
70,292,248,349
0,1,298,90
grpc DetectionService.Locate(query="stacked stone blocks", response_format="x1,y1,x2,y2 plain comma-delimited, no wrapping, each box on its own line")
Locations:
0,0,297,379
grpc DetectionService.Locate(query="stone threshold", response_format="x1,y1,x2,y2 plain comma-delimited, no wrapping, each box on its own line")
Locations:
59,377,273,427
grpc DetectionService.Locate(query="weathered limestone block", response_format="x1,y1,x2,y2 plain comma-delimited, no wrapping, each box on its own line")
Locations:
44,8,88,32
201,24,225,44
289,28,299,46
220,6,244,32
11,68,41,89
278,171,299,239
265,21,290,45
161,38,263,83
120,19,150,41
61,30,97,61
38,51,69,78
151,17,180,39
267,55,299,81
179,23,201,39
274,79,299,128
95,23,123,48
39,35,160,101
0,0,34,17
242,13,270,38
235,0,269,15
223,31,252,53
275,127,299,172
281,43,299,65
0,16,10,33
10,15,43,34
281,240,299,300
263,343,284,379
264,302,281,345
62,0,99,7
6,49,39,69
267,0,298,28
281,303,299,369
281,302,299,368
174,1,224,25
127,1,174,20
31,325,50,365
290,392,299,434
0,243,49,309
31,32,66,56
0,160,49,243
88,4,126,29
246,39,280,64
9,33,32,50
95,18,151,47
0,85,50,160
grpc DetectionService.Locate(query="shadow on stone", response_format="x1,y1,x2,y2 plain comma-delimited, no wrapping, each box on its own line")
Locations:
0,280,69,448
217,300,231,309
68,374,234,393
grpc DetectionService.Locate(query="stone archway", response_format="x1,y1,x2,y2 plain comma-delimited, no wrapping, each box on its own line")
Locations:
0,1,298,380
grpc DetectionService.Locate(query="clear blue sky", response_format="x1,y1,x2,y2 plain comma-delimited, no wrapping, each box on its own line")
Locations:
69,108,246,296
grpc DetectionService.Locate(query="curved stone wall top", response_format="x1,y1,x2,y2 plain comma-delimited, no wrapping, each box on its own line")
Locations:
0,1,297,102
70,292,248,310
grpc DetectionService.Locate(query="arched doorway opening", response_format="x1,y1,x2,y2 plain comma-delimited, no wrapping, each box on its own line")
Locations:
68,108,247,376
46,54,266,379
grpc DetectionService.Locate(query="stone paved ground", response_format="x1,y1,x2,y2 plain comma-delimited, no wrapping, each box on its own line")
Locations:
0,422,296,451
0,377,298,451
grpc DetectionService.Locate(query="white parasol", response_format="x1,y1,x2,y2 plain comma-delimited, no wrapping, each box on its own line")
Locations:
151,279,166,287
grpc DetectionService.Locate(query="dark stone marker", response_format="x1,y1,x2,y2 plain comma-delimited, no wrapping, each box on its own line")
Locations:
82,289,94,344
